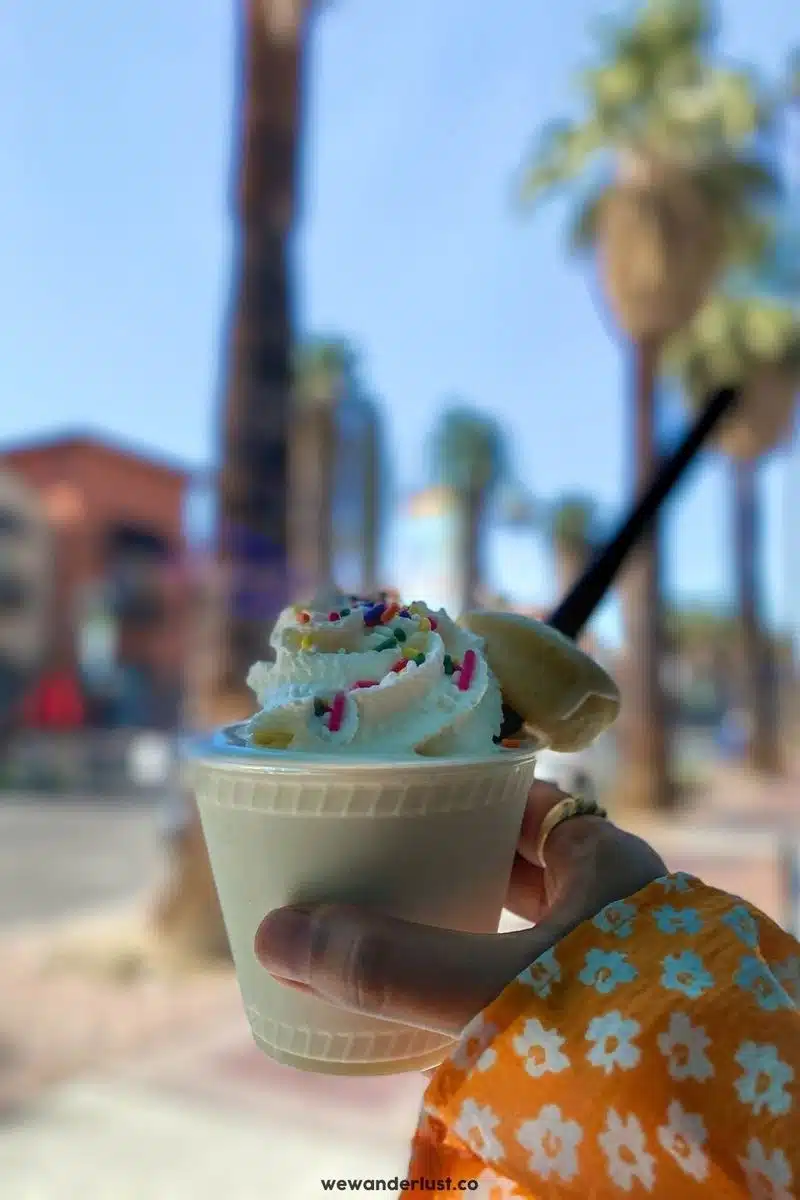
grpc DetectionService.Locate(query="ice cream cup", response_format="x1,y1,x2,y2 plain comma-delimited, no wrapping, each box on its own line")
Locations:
186,725,541,1075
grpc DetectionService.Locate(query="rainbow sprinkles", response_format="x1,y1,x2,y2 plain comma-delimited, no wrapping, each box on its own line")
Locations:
243,595,522,757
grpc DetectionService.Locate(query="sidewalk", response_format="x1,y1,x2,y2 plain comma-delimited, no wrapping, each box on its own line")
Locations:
0,1011,427,1199
0,1077,420,1199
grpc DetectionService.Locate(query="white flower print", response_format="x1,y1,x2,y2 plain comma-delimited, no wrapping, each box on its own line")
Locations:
657,872,694,893
473,1168,522,1199
512,1018,570,1078
661,950,714,998
739,1138,793,1199
585,1011,641,1075
657,1100,709,1182
656,1011,714,1082
598,1109,656,1192
735,956,794,1011
453,1099,505,1163
451,1015,499,1073
774,955,800,1004
722,903,760,948
517,1104,583,1183
578,948,638,993
652,904,703,935
476,1047,498,1072
518,948,561,998
593,899,637,939
734,1042,794,1117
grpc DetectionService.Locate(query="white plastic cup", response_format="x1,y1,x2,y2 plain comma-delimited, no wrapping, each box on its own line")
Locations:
187,728,539,1075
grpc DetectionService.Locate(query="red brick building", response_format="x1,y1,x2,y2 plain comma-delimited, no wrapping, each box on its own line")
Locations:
0,431,191,727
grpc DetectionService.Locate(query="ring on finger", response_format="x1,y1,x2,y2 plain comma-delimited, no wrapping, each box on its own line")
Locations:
534,795,608,869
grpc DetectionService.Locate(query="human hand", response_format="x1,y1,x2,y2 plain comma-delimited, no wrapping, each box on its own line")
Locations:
254,782,666,1037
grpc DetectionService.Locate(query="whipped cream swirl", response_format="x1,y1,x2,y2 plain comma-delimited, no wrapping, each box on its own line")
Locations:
244,597,504,757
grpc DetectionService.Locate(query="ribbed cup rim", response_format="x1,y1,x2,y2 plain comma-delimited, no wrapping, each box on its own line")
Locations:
185,723,541,775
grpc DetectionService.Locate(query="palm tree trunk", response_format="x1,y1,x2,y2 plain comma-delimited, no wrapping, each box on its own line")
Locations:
554,545,589,601
732,456,783,774
362,416,380,596
620,336,672,810
458,487,483,613
289,403,336,600
214,0,306,709
149,0,308,963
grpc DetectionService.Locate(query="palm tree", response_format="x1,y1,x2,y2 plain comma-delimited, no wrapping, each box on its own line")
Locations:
360,399,383,596
429,407,506,613
667,293,800,772
788,48,800,106
518,0,778,809
496,481,539,531
665,604,737,717
151,0,311,964
549,495,599,597
291,338,353,600
213,0,311,720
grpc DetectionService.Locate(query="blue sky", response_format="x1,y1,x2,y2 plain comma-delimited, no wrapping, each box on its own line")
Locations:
1,0,797,641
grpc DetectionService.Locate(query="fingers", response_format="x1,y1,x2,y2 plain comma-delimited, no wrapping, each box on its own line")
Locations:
505,853,548,924
254,783,669,1038
256,905,543,1037
516,780,573,865
507,780,602,919
514,781,666,911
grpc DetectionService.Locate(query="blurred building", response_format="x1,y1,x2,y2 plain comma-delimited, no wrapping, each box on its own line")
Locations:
0,431,190,728
0,469,52,722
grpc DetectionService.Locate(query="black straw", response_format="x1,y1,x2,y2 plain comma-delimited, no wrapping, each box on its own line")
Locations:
547,385,739,639
499,385,740,738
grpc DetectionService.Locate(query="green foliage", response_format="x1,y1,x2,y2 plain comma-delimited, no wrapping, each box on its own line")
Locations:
568,159,776,260
665,294,800,398
429,405,506,495
519,0,779,260
293,337,356,406
666,601,793,656
496,482,539,528
786,47,800,102
550,495,600,553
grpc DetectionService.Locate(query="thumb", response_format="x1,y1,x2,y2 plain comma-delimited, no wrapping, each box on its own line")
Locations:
254,891,597,1037
254,803,665,1037
255,904,547,1037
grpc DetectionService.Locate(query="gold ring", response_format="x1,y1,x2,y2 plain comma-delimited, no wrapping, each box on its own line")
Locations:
534,795,608,869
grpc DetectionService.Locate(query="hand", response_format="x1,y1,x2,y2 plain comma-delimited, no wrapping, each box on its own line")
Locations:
255,782,666,1037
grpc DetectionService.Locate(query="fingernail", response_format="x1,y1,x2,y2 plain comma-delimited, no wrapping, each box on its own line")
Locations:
268,975,314,994
254,907,312,981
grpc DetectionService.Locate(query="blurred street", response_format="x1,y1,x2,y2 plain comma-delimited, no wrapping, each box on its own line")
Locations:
0,794,162,930
0,790,426,1198
0,1043,425,1200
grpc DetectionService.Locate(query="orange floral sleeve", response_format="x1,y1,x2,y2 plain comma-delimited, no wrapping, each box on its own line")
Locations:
409,873,799,1198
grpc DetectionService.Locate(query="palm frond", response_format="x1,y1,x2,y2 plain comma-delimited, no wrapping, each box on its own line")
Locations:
293,336,355,406
639,0,716,51
518,119,605,204
550,494,599,550
690,156,781,254
429,405,507,493
581,61,650,117
665,292,800,401
786,47,800,101
567,185,608,252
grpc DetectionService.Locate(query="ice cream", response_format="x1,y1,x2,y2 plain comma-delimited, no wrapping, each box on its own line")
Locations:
242,596,508,758
188,595,620,1075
